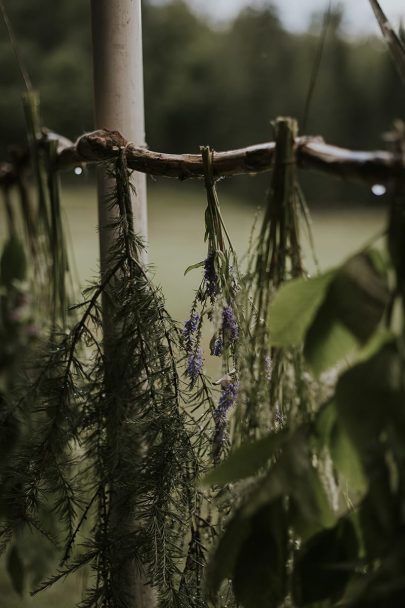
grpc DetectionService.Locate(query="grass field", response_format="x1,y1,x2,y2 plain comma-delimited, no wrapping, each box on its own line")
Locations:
0,178,386,606
61,178,386,324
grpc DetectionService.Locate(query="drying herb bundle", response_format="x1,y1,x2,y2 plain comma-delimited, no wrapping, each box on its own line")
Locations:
236,117,316,442
183,146,241,463
21,91,73,328
0,92,78,595
0,151,218,607
0,92,72,386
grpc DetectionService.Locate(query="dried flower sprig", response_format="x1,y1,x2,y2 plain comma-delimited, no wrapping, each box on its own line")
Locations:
212,372,239,464
183,146,242,461
204,252,219,300
1,151,219,607
235,117,317,444
186,347,203,383
183,310,200,341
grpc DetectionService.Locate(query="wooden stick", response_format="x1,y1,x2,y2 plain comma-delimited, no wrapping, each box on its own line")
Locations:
1,128,405,186
90,2,154,607
42,129,405,184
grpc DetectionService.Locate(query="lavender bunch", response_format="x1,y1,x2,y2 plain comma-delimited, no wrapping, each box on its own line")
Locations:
234,118,317,444
210,304,238,357
183,310,199,336
183,311,203,384
222,305,239,343
212,377,240,464
186,347,203,383
204,252,219,300
182,146,242,460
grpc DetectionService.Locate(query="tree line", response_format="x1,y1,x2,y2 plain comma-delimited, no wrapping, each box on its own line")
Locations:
1,0,404,202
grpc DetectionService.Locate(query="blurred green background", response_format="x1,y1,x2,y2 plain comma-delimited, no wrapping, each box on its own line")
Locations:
0,0,396,604
1,0,404,203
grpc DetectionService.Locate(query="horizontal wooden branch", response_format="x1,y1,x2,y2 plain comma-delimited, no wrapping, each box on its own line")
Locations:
1,128,405,187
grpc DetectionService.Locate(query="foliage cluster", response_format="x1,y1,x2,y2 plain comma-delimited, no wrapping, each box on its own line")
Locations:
2,108,403,608
203,12,405,606
2,2,405,608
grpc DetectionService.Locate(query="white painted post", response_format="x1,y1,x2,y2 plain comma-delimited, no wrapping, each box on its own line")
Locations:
90,2,154,606
91,0,147,264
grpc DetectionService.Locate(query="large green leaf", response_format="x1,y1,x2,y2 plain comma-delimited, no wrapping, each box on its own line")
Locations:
201,429,287,486
268,270,335,347
206,511,251,600
336,343,402,453
233,501,288,608
269,251,388,377
330,420,367,496
356,328,394,364
304,300,359,376
359,472,399,560
290,466,338,541
315,401,367,496
0,236,27,286
292,518,358,606
243,431,336,535
315,400,337,448
207,432,337,603
329,252,389,344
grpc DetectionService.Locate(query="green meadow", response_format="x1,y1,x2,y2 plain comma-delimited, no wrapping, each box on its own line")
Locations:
61,179,385,321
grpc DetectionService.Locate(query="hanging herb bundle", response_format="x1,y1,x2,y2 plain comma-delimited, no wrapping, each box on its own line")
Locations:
0,92,73,339
0,150,218,607
236,117,316,442
183,146,242,463
0,91,79,596
204,120,340,608
19,91,73,330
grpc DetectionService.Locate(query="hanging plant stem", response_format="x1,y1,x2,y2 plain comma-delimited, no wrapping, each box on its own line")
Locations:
236,117,315,443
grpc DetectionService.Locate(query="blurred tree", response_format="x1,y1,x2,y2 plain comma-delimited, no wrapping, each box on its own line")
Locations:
0,0,404,202
143,0,223,152
0,0,92,150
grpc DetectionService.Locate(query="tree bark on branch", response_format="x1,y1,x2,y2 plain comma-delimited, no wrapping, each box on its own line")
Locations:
1,128,404,187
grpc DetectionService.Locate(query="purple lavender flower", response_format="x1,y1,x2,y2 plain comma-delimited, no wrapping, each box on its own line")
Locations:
204,253,219,299
186,348,203,382
212,380,239,463
212,337,223,357
215,380,239,419
183,311,200,340
222,305,239,343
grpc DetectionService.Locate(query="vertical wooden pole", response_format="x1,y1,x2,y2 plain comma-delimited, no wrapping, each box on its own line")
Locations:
90,2,154,606
91,0,147,261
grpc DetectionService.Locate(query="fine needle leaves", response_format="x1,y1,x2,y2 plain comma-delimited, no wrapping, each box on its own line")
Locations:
1,152,218,608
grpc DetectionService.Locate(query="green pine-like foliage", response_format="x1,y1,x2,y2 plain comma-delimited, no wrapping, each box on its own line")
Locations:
0,148,222,607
